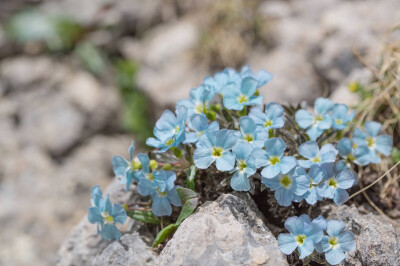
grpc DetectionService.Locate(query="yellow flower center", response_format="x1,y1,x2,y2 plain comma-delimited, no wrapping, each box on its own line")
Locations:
347,154,355,161
243,134,254,142
102,212,114,224
264,120,273,127
237,95,249,103
269,156,280,165
352,143,358,149
212,147,223,158
335,119,343,125
348,82,358,92
156,188,168,197
197,131,204,138
195,103,204,114
312,157,321,163
328,178,338,188
314,115,323,123
165,138,175,146
366,137,375,148
131,160,142,171
149,160,158,170
146,173,154,181
296,235,307,245
329,237,339,248
280,175,292,188
238,160,247,171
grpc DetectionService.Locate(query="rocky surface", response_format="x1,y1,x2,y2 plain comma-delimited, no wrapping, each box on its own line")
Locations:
92,233,155,266
329,205,400,266
155,194,288,266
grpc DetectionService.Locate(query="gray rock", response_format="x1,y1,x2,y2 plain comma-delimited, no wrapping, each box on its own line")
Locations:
329,204,400,266
92,233,155,266
155,194,288,266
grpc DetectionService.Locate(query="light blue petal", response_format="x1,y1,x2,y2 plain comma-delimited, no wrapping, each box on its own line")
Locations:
338,231,356,252
354,145,371,166
167,187,182,207
246,95,264,105
88,207,103,224
320,143,338,158
364,121,382,137
265,138,286,157
184,132,199,144
189,114,209,132
280,156,297,174
239,116,256,135
375,135,393,156
111,203,127,224
193,148,214,169
314,97,334,114
152,196,172,217
306,126,324,141
298,238,315,259
299,141,319,160
231,172,251,191
155,109,177,130
298,160,313,168
309,164,325,183
248,106,266,126
252,148,269,167
368,150,381,164
240,77,258,96
232,142,254,159
90,185,103,208
326,220,346,237
262,176,281,191
317,115,332,129
261,164,281,179
146,137,163,148
337,138,353,157
295,109,313,129
284,216,304,235
303,190,318,205
353,127,367,141
128,141,135,161
316,182,335,199
101,224,122,240
317,236,331,253
336,170,355,189
292,174,310,196
275,188,294,206
165,171,177,191
305,223,324,243
312,216,327,231
256,69,273,87
218,130,238,150
111,156,129,177
325,248,346,265
333,189,349,205
216,152,236,171
278,233,298,255
299,214,311,224
138,178,156,196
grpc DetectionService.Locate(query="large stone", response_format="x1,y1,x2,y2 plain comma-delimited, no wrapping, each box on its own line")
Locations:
155,194,288,266
329,204,400,266
92,233,155,266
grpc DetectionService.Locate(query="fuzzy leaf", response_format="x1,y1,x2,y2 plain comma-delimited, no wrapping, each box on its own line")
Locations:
152,224,178,248
127,210,160,224
176,187,198,203
175,197,199,225
186,165,196,191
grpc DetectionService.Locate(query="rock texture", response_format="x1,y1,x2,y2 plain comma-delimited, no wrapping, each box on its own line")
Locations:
92,233,155,266
155,194,288,266
329,205,400,266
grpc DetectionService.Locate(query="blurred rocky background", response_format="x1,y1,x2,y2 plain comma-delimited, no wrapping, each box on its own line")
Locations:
0,0,399,265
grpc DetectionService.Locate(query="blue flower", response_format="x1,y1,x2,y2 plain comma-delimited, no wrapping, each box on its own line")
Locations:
353,121,393,164
146,106,188,152
88,186,127,240
176,85,213,118
336,137,370,166
299,214,327,231
302,165,326,205
316,220,356,265
298,141,338,168
249,102,285,131
278,216,324,259
240,65,273,88
253,138,297,178
317,163,355,205
193,129,237,171
184,114,219,144
220,77,264,110
295,97,334,140
150,171,181,216
330,104,354,130
230,143,257,191
237,116,268,148
202,68,241,94
136,154,166,197
262,167,310,206
111,141,138,190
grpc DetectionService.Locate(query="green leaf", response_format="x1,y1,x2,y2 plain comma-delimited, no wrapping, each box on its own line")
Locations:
176,187,198,203
392,147,400,163
126,210,160,224
171,147,183,158
222,109,233,122
75,42,107,75
176,197,199,225
152,224,178,248
186,165,196,191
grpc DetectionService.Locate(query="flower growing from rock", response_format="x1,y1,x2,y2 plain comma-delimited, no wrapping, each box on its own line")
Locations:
193,129,237,171
220,77,263,110
298,141,338,168
236,116,268,148
263,166,310,206
295,97,334,140
278,216,324,259
135,154,166,197
146,106,188,152
249,102,285,131
316,220,356,265
184,114,219,144
88,186,127,240
353,121,393,164
253,138,297,179
317,163,356,205
230,142,257,191
150,171,181,217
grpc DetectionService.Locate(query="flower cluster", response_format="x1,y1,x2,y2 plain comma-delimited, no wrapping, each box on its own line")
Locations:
88,186,127,240
278,214,356,265
86,65,392,264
